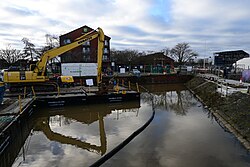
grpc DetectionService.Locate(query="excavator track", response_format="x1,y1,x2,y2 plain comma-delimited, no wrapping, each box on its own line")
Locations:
8,82,58,93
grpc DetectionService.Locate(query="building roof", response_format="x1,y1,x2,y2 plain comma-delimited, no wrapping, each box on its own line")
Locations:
214,50,249,67
214,50,249,55
59,25,111,39
136,52,174,65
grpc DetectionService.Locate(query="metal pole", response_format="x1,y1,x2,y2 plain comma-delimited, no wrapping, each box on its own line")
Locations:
226,83,228,96
203,41,206,69
221,81,223,94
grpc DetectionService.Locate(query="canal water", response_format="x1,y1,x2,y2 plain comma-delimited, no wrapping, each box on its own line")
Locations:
11,84,250,167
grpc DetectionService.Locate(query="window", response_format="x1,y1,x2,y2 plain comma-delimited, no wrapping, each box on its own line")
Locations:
104,48,108,54
86,47,90,53
104,40,108,46
82,41,90,46
82,47,86,53
83,27,88,33
63,38,71,44
103,55,108,61
82,47,90,54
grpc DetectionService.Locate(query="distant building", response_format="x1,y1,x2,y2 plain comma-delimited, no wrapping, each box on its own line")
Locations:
59,25,111,71
214,50,249,68
137,52,174,66
136,52,175,73
236,57,250,70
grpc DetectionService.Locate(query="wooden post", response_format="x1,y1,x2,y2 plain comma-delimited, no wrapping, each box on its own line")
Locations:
23,86,26,98
31,86,36,98
19,95,22,114
116,83,119,93
136,83,139,93
57,85,60,96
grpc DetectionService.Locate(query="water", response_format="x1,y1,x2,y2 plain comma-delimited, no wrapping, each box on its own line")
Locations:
10,84,250,167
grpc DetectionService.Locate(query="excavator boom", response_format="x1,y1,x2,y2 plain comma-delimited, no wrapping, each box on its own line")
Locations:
3,27,105,92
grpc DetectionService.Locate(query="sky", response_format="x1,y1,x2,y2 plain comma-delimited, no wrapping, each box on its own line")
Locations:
1,0,250,57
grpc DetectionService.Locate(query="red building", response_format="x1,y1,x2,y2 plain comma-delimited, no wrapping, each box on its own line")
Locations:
59,25,111,70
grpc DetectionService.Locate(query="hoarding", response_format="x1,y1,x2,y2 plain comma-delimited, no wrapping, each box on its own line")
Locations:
61,63,97,76
242,70,250,82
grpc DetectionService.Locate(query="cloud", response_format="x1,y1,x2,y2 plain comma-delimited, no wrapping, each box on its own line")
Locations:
169,0,250,53
4,6,38,16
0,0,250,56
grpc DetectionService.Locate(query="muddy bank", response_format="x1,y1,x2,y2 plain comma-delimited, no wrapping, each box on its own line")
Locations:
186,76,250,150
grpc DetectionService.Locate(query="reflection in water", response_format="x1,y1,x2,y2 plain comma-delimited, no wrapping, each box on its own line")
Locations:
11,101,141,166
7,84,250,167
34,112,107,155
102,85,250,167
142,84,195,115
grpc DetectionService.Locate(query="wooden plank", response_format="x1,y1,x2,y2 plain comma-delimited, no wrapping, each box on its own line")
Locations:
0,116,15,130
0,98,33,116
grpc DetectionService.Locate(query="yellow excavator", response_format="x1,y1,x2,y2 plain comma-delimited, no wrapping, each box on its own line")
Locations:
3,27,105,92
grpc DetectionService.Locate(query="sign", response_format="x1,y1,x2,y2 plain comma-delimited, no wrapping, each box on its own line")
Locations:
187,66,192,72
86,79,94,86
120,68,125,73
61,63,97,76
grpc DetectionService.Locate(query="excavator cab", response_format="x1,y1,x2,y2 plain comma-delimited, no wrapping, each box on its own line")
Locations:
57,76,74,88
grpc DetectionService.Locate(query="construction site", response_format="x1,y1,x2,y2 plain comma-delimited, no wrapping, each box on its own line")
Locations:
0,26,250,167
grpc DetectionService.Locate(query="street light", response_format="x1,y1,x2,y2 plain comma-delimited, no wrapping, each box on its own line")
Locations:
203,40,207,69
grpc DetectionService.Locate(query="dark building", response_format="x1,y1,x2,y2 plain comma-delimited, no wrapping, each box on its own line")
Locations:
136,52,175,73
214,50,249,68
137,52,174,67
59,25,111,70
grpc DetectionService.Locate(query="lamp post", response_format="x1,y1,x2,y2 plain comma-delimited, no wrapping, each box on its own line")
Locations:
203,40,207,69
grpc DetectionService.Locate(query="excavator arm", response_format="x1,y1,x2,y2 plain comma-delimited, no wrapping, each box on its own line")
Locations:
4,27,105,88
34,27,105,82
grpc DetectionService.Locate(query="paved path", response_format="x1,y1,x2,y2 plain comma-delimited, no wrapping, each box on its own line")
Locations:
198,73,250,95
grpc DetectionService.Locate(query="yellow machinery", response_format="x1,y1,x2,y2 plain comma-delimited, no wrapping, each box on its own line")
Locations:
4,27,105,92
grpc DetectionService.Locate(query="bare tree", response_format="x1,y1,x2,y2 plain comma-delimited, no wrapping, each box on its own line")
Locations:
45,34,59,48
110,48,140,65
22,37,37,61
33,34,59,59
170,43,197,66
161,47,171,57
0,45,22,64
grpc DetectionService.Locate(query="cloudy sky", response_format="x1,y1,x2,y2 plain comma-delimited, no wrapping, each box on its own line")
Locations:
1,0,250,57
